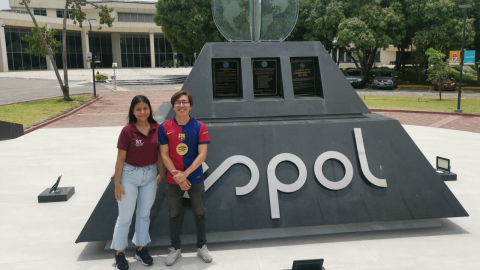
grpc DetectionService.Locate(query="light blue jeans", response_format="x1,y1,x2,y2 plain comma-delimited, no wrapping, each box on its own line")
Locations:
111,163,158,251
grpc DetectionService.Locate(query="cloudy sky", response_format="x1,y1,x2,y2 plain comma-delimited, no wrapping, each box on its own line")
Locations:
0,1,10,10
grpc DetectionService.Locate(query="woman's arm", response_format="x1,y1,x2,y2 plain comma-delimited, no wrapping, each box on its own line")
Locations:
114,149,127,201
156,147,165,186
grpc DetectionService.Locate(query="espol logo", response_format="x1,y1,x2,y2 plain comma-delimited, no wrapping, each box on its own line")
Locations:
193,128,387,219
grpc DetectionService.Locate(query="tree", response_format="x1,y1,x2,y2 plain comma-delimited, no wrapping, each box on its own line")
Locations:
21,0,115,101
425,48,452,100
337,0,405,76
21,27,62,57
287,0,345,64
411,0,475,82
155,0,224,56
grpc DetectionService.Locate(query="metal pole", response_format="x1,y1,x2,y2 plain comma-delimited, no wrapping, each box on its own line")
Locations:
455,9,467,113
89,22,97,97
251,0,256,42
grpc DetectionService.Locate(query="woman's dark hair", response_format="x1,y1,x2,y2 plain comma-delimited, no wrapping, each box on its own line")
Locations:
128,95,157,124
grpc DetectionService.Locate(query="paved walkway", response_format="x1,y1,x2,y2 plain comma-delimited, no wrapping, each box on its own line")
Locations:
45,89,480,134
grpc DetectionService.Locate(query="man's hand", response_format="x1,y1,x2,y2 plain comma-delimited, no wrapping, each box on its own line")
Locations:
179,179,191,191
172,170,189,184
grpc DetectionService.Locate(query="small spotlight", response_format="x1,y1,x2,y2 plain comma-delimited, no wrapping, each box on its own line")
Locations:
436,156,457,181
292,258,324,270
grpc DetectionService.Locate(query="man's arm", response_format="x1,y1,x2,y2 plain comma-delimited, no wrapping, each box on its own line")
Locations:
160,144,191,190
173,144,208,183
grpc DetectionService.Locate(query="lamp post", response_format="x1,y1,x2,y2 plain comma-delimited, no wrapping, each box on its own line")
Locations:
87,19,97,97
455,4,471,113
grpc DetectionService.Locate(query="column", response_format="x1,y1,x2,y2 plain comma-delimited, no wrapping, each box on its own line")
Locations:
173,52,177,67
0,20,9,72
111,33,121,68
45,24,54,70
81,26,90,69
149,30,155,68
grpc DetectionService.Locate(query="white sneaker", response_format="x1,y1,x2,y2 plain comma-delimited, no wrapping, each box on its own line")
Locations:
165,247,181,266
197,244,213,263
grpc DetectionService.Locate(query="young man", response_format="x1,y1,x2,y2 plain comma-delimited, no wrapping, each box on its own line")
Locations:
158,91,212,266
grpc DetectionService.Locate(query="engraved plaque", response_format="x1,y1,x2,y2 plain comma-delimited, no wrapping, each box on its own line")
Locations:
252,59,278,96
213,59,241,97
291,58,316,96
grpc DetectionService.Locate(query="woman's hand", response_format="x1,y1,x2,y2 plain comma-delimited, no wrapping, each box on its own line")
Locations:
157,174,163,187
114,184,126,201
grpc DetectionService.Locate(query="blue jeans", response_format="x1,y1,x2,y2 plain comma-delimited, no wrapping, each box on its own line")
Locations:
167,181,207,249
111,163,157,251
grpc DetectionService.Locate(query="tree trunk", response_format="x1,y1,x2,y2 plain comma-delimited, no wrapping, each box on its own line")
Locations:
22,0,66,97
61,0,71,101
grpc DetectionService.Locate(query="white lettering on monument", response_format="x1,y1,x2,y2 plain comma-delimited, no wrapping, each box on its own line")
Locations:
192,128,386,218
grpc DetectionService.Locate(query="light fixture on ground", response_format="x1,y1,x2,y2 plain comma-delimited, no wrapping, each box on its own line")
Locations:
436,156,457,181
455,4,472,113
87,19,97,97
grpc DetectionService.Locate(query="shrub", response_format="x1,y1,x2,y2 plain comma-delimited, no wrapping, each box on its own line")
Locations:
95,73,108,81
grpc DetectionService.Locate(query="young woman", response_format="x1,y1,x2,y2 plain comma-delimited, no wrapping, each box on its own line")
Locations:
111,95,164,270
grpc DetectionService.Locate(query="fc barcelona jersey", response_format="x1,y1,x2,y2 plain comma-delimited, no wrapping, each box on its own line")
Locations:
158,117,210,185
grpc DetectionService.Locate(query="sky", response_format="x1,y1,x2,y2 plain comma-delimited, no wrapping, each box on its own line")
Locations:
0,0,10,10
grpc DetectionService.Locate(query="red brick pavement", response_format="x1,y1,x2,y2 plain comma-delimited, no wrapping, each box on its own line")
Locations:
46,90,480,134
46,90,177,128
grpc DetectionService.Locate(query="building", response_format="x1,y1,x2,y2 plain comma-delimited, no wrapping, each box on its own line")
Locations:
0,0,194,72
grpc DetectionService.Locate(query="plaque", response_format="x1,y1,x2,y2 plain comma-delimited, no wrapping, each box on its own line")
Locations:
291,58,316,96
252,59,278,96
212,59,241,97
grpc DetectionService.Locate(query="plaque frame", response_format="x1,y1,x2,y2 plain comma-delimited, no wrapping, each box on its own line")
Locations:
290,57,323,98
251,58,283,97
212,59,242,98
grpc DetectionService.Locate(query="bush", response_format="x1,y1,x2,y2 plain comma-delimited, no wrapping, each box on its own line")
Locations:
176,60,182,68
167,60,173,67
161,61,167,67
95,73,108,81
185,61,189,67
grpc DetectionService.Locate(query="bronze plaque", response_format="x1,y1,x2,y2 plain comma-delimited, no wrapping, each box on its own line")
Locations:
291,58,316,96
252,59,278,96
213,59,240,97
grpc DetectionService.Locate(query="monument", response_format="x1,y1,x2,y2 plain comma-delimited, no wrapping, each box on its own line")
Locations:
76,0,467,245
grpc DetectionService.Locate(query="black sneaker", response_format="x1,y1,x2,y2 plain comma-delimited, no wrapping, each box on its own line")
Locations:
135,247,153,266
113,252,129,270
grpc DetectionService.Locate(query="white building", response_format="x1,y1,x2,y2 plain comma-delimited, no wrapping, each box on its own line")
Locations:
0,0,193,72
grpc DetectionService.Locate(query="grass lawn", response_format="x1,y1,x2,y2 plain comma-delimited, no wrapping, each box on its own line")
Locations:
0,94,93,129
360,95,480,114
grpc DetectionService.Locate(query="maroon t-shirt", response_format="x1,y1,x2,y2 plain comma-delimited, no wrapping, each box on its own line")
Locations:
117,122,160,167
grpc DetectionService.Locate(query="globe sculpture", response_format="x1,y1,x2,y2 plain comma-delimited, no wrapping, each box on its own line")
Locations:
212,0,299,42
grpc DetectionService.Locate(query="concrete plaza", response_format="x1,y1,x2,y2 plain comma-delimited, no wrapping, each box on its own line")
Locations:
0,123,478,270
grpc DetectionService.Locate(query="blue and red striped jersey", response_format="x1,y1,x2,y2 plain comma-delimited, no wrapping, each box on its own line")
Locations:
158,117,210,185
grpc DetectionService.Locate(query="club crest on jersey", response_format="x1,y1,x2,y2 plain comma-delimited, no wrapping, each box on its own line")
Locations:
178,133,186,141
135,139,144,147
176,143,188,155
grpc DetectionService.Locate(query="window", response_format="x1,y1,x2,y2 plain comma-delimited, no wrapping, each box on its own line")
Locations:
33,8,47,16
118,12,154,23
56,9,73,19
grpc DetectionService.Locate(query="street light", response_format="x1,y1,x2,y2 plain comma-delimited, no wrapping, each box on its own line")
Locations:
455,4,471,113
87,19,97,97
